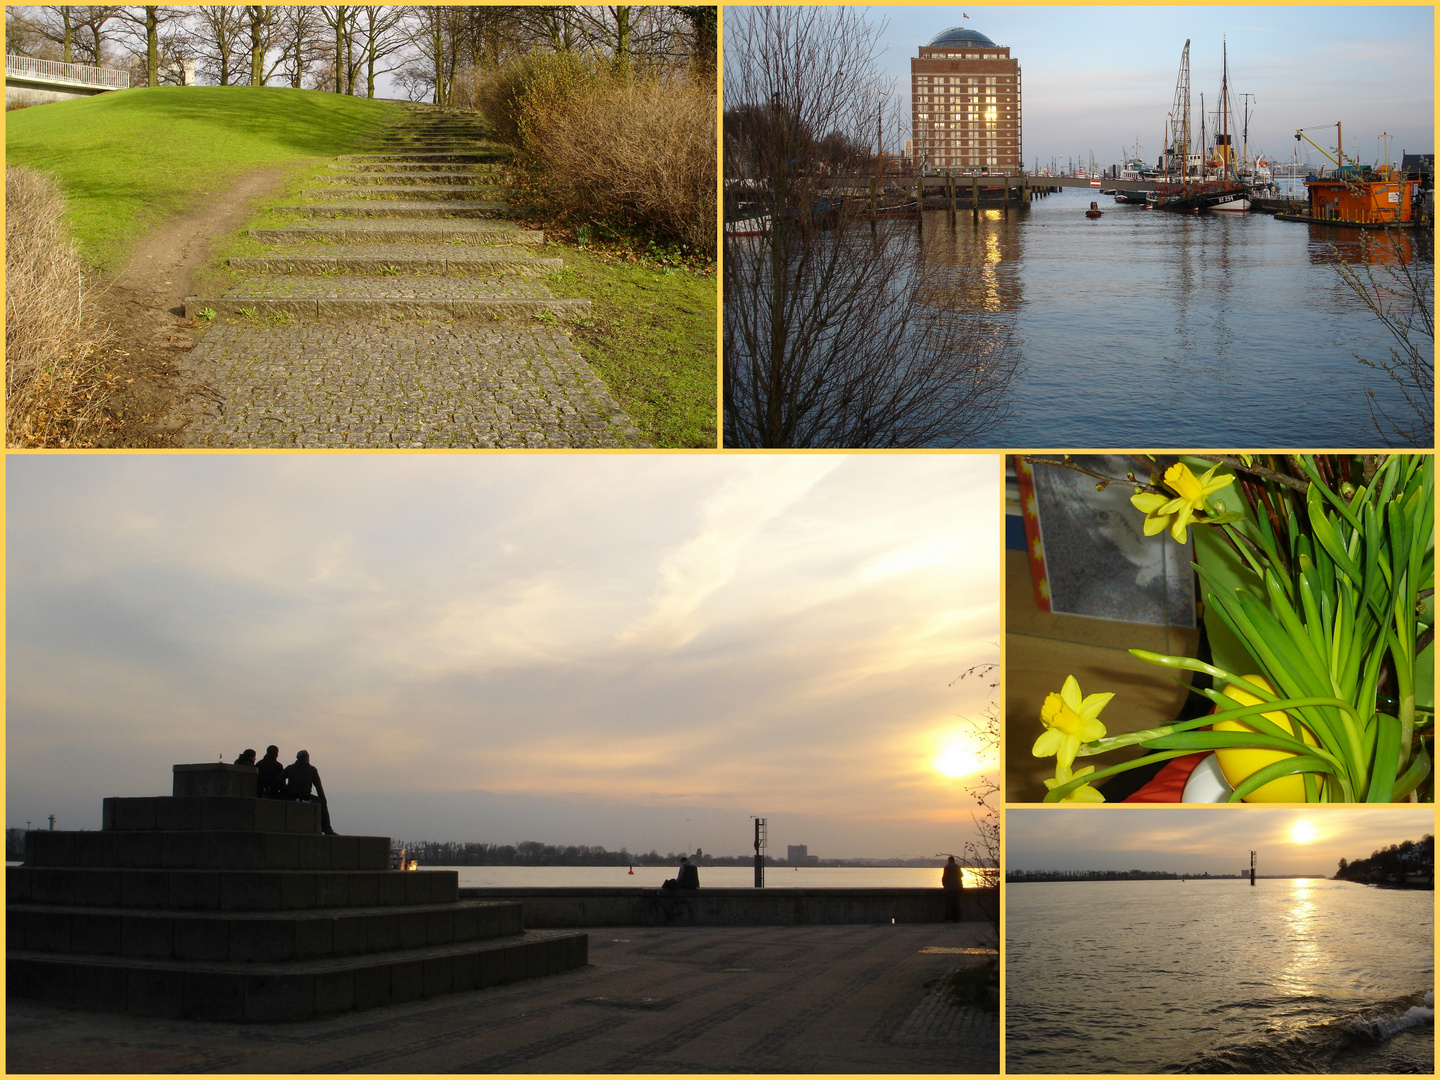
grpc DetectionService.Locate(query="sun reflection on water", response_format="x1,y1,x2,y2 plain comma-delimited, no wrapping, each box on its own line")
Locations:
1278,878,1320,996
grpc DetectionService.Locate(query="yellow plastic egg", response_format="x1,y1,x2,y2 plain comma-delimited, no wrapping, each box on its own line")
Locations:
1213,676,1317,802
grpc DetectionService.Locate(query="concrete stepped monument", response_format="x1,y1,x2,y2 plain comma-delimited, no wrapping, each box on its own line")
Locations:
7,764,588,1021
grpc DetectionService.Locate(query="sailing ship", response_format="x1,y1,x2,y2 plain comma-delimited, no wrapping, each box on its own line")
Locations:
1148,39,1249,213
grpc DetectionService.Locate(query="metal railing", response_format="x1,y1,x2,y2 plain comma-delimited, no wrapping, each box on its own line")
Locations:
5,53,130,89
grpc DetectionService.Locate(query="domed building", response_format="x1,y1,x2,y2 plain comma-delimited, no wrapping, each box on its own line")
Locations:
910,25,1022,174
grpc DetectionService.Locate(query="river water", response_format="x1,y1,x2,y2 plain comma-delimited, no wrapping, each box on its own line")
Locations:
908,187,1433,447
437,864,982,889
1006,877,1434,1073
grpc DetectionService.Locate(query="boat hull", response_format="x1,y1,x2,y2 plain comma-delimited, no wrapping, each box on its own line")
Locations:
1207,193,1251,212
1149,181,1248,213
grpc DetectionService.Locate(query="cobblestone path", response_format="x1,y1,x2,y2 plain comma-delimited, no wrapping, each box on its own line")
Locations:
183,103,646,448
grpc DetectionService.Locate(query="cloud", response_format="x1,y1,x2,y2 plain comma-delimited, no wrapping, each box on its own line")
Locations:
7,454,1001,858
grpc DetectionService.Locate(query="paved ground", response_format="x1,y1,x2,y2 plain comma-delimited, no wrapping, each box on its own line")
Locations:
184,321,644,449
6,924,999,1074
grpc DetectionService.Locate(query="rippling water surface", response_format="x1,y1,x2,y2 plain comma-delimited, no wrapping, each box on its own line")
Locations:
1006,878,1434,1073
907,188,1433,447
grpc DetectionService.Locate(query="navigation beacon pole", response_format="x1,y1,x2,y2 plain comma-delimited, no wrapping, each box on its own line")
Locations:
1250,850,1257,886
753,817,767,888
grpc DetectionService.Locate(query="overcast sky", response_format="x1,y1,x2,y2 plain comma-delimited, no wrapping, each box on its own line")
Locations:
847,5,1433,170
7,454,1000,860
1008,807,1435,877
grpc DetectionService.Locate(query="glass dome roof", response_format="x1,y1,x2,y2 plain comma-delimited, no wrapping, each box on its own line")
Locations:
928,27,997,48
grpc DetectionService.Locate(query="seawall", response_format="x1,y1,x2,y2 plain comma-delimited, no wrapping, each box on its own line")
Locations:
457,885,994,927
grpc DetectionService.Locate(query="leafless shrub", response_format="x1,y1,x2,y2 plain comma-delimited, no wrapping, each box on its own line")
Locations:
723,6,1017,447
475,50,601,150
5,165,113,447
1333,229,1435,447
479,54,715,254
536,75,715,252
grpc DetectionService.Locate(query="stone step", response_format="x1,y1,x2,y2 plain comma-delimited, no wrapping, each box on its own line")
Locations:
9,865,459,911
229,248,563,276
187,296,591,323
271,201,513,219
7,927,588,1021
102,796,320,834
329,161,506,173
24,829,390,871
366,148,494,157
303,185,506,200
251,222,544,244
326,171,503,185
337,151,509,163
9,899,524,962
369,140,493,149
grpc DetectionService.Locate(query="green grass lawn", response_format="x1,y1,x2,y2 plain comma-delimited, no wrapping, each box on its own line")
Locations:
6,86,400,269
541,248,717,448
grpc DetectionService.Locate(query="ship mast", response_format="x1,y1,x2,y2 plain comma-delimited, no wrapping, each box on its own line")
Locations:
1169,39,1191,178
1220,39,1231,179
1199,91,1206,175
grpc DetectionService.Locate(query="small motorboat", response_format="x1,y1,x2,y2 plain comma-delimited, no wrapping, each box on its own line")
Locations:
1085,200,1103,219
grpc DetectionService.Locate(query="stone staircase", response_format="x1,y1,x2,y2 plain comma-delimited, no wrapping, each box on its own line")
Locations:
186,104,582,323
179,103,645,448
6,764,588,1022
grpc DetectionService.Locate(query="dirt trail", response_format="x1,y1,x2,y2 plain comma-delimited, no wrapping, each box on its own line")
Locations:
90,166,291,446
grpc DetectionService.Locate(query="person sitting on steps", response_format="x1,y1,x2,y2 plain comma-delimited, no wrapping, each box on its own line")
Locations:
282,749,335,834
256,745,284,799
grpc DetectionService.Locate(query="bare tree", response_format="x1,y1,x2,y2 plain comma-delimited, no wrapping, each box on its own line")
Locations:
187,5,246,85
670,4,716,78
578,5,641,76
1332,229,1435,448
4,9,60,60
242,5,275,86
268,5,324,89
573,6,691,75
455,6,527,73
515,5,585,54
957,662,998,944
402,5,466,105
116,6,189,87
317,5,362,94
723,7,1017,448
356,5,411,99
15,5,125,65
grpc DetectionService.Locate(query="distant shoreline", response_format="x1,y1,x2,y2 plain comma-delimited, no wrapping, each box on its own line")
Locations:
1006,874,1331,883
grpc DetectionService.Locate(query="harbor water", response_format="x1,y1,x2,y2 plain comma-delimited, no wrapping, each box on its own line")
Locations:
1006,877,1434,1073
907,187,1433,447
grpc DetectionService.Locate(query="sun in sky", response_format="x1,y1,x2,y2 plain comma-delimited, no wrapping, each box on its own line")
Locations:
931,723,995,779
1289,819,1321,844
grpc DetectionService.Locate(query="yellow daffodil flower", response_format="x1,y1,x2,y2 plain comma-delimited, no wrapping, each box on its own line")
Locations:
1129,462,1235,544
1044,765,1106,803
1033,674,1113,772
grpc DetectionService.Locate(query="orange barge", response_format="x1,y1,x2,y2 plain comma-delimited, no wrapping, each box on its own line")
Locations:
1275,167,1422,228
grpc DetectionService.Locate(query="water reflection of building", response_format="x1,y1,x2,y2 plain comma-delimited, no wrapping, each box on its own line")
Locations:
912,209,1025,318
910,26,1021,174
